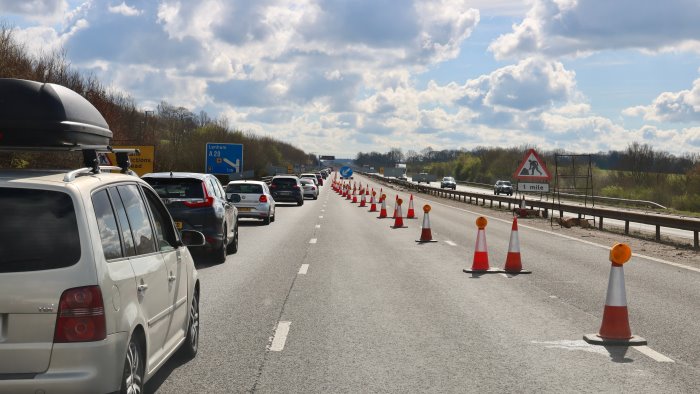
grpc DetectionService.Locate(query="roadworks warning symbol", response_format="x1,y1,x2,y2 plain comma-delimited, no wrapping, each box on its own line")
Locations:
514,149,551,181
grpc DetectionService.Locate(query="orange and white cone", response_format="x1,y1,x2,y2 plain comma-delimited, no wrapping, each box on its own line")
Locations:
584,244,646,345
503,217,531,274
346,185,352,200
359,192,367,207
416,205,437,243
369,192,377,212
377,194,388,218
463,217,503,273
391,198,407,228
406,194,416,219
352,186,358,203
391,196,398,219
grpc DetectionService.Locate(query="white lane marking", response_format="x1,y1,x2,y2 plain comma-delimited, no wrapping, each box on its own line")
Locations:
427,199,700,274
309,238,317,244
549,295,558,299
319,215,324,219
298,264,309,275
445,240,457,246
269,321,291,352
633,346,675,363
321,209,325,212
315,224,321,228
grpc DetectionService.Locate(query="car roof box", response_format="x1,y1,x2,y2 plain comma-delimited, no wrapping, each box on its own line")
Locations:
0,78,112,148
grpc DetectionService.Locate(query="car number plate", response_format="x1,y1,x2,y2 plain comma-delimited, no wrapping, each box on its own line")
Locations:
279,191,291,196
238,207,251,212
175,221,183,229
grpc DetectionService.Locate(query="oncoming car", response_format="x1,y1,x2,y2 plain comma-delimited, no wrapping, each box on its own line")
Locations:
0,79,203,394
440,176,457,189
225,180,276,224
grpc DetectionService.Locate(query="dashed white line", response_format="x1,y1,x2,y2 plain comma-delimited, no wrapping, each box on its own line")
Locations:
309,238,317,244
445,240,457,246
298,264,309,275
269,321,291,352
319,215,324,219
633,346,675,362
315,224,321,229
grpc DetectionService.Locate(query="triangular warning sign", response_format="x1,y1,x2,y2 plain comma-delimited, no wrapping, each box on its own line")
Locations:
514,149,551,181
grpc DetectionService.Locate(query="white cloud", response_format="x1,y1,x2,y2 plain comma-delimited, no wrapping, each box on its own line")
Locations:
490,0,700,60
108,2,142,17
0,0,68,23
622,77,700,122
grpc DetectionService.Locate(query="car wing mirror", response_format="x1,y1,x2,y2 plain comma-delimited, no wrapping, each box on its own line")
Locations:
180,230,206,247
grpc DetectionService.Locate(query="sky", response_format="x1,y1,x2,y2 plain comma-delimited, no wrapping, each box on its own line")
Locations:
2,0,700,158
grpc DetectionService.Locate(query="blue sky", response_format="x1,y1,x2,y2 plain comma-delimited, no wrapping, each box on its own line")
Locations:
2,0,699,157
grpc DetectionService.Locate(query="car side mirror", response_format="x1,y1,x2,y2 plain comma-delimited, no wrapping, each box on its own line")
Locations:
180,230,206,247
228,194,241,203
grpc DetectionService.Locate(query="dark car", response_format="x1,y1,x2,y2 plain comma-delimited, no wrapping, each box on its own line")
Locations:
270,175,304,206
142,172,238,263
440,176,457,189
315,172,324,185
494,180,513,196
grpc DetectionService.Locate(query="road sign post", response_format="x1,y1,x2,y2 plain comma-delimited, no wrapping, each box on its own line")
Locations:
206,143,243,175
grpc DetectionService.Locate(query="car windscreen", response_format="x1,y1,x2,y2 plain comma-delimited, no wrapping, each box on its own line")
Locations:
143,178,204,199
272,178,298,189
0,188,81,273
227,183,263,194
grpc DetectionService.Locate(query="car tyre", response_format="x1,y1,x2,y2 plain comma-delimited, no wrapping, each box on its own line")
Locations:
120,335,144,394
313,195,318,200
227,224,238,254
263,212,271,225
270,209,276,222
179,290,199,359
297,199,304,206
212,225,227,264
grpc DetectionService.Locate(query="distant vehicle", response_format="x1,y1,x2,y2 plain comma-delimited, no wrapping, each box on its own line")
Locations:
0,78,203,393
300,178,319,199
314,172,324,185
270,175,304,206
225,180,276,225
398,174,408,181
494,180,513,196
142,172,239,263
441,176,457,189
413,172,435,184
300,173,319,186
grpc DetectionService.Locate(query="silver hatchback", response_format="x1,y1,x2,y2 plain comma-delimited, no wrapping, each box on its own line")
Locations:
225,180,276,224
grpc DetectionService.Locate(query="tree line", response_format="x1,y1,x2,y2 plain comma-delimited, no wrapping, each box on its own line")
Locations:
0,25,313,175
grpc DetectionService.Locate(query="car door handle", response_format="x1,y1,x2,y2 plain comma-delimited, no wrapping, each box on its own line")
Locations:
137,284,149,293
168,275,177,282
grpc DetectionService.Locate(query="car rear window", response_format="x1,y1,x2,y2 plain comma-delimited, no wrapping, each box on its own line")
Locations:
0,188,81,273
272,178,297,189
227,184,263,194
143,177,204,199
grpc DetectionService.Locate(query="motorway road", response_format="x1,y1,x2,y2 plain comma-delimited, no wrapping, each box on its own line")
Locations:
149,173,700,393
410,178,696,243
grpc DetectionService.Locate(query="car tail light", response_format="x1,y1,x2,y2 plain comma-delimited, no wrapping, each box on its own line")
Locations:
311,186,316,190
54,286,106,343
259,195,268,203
184,182,214,208
293,185,300,190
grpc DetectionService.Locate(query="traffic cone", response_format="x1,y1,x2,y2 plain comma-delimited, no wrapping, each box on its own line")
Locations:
463,217,503,274
584,244,646,346
406,194,416,219
359,192,366,207
352,186,358,203
377,194,388,218
416,205,437,243
503,217,531,274
369,192,377,212
391,199,407,228
346,185,352,200
365,186,370,196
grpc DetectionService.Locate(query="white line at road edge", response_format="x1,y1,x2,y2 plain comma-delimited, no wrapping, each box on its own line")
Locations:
298,264,309,275
269,321,291,352
633,346,675,362
315,224,321,228
319,215,324,219
309,238,317,244
426,199,700,274
445,240,457,246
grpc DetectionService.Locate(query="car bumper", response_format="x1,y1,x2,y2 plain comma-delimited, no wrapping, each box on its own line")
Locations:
271,193,302,202
237,206,271,218
0,332,128,394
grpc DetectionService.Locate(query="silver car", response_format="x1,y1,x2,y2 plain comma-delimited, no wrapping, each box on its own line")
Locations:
225,180,276,225
300,178,319,199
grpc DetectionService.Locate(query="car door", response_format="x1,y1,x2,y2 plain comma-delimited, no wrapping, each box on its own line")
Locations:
141,186,190,349
209,176,234,235
113,184,171,370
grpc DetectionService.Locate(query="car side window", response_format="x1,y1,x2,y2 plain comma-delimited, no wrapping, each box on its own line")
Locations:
91,189,123,260
208,177,222,199
142,186,177,252
108,188,136,257
117,184,157,255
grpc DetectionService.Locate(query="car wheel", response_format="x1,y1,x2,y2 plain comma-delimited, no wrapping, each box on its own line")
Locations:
120,335,144,394
270,209,276,222
263,212,271,225
227,224,238,254
213,225,227,264
297,199,304,206
179,290,199,359
313,195,318,200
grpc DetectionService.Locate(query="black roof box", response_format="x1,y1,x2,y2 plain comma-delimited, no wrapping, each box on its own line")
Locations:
0,78,112,148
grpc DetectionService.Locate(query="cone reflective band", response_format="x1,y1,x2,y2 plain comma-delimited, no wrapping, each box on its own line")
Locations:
406,194,416,219
359,192,366,207
503,217,531,274
391,198,407,228
416,205,437,242
378,196,388,218
584,243,646,346
369,192,377,212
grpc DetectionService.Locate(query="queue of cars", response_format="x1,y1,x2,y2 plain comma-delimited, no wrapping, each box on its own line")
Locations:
0,78,330,393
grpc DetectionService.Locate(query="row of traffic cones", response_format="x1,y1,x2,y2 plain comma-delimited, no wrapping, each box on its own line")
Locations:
461,216,531,274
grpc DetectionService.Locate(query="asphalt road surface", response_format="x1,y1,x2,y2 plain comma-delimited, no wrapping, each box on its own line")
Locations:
149,173,700,393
